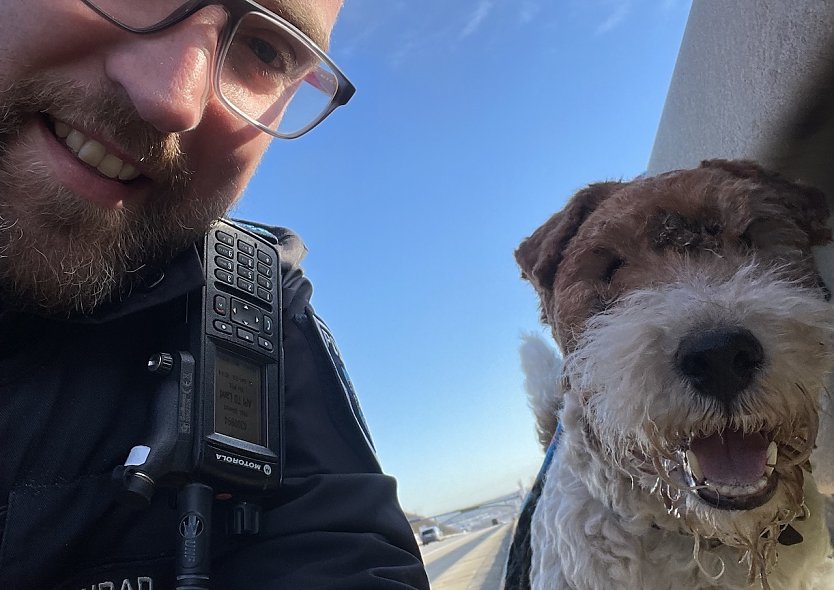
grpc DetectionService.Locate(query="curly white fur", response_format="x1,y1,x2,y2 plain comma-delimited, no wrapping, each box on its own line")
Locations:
526,265,834,590
520,332,564,447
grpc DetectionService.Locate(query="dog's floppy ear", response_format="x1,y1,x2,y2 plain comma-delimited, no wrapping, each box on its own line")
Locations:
515,182,624,300
700,159,832,246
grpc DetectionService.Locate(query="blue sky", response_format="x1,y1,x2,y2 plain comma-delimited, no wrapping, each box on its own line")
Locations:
232,0,693,516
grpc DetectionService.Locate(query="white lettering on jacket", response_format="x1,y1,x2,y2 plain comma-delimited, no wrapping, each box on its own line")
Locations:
80,577,153,590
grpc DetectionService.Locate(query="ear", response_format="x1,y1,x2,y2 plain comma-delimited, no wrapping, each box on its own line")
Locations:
520,332,564,450
515,181,624,300
700,159,832,246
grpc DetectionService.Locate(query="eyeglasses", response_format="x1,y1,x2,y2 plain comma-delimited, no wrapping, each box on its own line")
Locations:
80,0,355,139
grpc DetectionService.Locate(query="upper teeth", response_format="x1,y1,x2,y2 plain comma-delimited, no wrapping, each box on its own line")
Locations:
54,120,140,181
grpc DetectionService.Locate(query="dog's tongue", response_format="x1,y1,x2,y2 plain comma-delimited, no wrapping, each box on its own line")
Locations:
689,430,768,485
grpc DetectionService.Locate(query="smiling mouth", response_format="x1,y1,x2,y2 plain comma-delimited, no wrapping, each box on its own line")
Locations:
44,114,142,182
681,429,779,510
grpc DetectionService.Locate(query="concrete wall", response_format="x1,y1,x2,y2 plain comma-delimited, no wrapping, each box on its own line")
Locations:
648,0,834,178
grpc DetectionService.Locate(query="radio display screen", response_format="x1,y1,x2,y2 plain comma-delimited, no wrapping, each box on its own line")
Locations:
214,350,263,445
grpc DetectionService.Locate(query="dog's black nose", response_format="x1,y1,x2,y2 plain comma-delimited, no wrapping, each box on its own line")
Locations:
676,328,764,404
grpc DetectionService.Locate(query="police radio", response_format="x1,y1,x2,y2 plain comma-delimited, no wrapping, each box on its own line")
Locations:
187,219,282,490
114,219,284,589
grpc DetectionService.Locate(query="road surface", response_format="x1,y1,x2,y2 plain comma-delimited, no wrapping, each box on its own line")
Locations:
420,524,513,590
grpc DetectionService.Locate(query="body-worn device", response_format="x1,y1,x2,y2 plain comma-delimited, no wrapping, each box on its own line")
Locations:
114,219,284,589
187,218,283,491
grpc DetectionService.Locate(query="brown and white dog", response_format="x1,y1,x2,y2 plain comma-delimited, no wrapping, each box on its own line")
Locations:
515,160,834,589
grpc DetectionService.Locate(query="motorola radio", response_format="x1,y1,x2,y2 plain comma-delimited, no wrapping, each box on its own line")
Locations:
186,218,283,491
114,219,284,589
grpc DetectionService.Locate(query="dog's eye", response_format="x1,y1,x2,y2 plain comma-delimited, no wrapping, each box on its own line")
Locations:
584,248,625,285
740,218,784,250
603,257,624,283
739,231,753,248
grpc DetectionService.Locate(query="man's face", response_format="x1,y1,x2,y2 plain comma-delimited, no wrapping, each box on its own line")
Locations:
0,0,341,315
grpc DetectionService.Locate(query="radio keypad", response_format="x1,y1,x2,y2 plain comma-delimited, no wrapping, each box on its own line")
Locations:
237,278,255,295
256,262,271,278
212,231,276,351
231,299,259,329
215,230,234,247
214,320,233,335
215,244,234,259
255,262,273,306
238,240,255,255
257,250,273,265
237,253,255,269
236,328,255,344
215,269,234,285
215,256,233,272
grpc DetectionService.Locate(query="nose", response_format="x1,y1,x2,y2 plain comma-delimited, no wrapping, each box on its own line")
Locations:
675,327,764,405
102,7,227,133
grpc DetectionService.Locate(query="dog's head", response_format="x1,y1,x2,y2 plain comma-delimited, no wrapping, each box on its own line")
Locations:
517,160,834,579
517,160,831,352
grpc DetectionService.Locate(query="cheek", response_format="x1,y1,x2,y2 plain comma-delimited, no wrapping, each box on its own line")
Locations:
552,282,605,348
0,4,106,76
183,105,272,206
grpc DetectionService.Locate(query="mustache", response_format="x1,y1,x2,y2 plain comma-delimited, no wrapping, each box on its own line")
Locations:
0,75,191,189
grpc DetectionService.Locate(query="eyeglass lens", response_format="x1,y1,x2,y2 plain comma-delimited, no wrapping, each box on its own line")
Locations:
221,12,338,136
85,0,340,137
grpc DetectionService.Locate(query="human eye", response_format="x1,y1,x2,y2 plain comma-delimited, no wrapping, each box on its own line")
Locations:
241,30,297,74
224,13,321,98
248,36,282,67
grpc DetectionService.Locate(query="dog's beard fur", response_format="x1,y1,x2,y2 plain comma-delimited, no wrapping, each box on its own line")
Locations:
0,76,230,316
561,261,834,587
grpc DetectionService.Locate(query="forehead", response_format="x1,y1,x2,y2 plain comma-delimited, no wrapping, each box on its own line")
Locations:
258,0,341,49
590,169,748,228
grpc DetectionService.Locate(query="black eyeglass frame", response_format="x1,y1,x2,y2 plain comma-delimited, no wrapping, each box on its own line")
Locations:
80,0,356,139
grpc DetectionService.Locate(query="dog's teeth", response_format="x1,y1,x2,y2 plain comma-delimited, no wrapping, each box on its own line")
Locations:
766,442,777,472
686,450,704,482
705,476,769,497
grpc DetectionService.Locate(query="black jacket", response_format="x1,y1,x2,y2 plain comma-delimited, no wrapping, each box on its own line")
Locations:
0,223,429,589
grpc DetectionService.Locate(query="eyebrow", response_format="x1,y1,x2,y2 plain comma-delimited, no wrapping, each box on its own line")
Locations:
263,1,331,50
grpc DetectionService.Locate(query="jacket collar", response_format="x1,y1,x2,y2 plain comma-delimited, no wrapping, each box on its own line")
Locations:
69,244,206,324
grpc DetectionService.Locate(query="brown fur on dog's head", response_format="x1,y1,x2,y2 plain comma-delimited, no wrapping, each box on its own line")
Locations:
516,159,831,352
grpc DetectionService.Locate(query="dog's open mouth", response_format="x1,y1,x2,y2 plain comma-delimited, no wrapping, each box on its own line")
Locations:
681,429,779,510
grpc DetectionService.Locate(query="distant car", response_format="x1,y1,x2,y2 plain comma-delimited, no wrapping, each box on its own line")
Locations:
419,526,443,545
491,518,500,526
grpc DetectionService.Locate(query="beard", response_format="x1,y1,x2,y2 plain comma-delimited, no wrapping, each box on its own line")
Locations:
0,76,232,317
